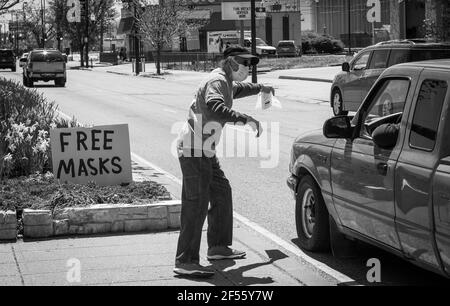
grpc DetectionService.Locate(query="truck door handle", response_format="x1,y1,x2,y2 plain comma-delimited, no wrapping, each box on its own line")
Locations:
377,162,388,175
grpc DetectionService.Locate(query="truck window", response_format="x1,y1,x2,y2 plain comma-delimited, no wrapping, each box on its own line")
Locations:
410,79,448,151
410,49,450,61
369,50,390,69
352,51,371,70
388,49,410,67
365,79,410,123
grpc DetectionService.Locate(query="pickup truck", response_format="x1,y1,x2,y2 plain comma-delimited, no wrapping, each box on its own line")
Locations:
23,49,67,87
287,59,450,278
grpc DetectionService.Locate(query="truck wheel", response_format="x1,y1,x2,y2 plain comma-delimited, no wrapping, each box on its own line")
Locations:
332,88,348,116
23,75,28,87
55,79,66,87
295,175,330,251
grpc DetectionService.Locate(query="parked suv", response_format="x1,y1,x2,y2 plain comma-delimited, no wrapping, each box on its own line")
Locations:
331,40,450,116
288,59,450,277
276,40,300,57
23,49,67,87
0,49,16,72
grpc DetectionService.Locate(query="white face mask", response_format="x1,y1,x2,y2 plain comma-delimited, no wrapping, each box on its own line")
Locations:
231,59,249,82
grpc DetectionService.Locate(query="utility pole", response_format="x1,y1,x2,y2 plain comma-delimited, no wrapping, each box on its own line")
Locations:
250,0,257,83
348,0,351,54
134,2,140,75
85,0,89,67
41,0,45,48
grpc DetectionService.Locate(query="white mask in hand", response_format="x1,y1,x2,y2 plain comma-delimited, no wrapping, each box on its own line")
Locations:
231,60,249,82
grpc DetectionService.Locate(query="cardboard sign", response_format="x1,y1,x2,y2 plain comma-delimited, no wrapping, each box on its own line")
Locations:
50,124,132,186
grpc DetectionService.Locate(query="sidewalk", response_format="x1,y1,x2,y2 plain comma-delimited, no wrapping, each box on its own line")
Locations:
0,156,338,286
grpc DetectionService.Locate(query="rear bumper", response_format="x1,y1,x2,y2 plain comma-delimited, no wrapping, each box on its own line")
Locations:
29,72,65,80
287,174,298,200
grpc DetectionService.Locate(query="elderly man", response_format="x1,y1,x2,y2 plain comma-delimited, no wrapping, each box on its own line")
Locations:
174,46,275,278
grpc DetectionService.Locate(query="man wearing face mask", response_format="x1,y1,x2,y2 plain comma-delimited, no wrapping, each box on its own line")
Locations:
174,45,275,278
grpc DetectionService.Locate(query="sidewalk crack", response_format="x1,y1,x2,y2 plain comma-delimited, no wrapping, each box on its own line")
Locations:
11,245,25,286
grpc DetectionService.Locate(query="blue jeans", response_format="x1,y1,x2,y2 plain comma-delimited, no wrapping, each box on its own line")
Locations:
175,154,233,264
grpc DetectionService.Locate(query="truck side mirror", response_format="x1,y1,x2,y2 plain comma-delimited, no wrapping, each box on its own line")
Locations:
323,116,353,139
342,62,350,72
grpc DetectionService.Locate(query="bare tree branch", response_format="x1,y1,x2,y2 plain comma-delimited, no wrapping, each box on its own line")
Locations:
132,0,207,74
0,0,20,12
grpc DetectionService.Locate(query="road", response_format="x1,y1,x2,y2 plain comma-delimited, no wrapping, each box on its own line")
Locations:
1,66,449,286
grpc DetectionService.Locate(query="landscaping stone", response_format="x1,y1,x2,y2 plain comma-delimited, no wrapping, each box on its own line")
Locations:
0,210,17,225
53,220,69,236
168,212,181,229
23,209,52,226
0,211,18,240
111,221,125,233
148,206,167,219
21,200,181,239
0,229,17,240
124,219,167,232
24,224,54,238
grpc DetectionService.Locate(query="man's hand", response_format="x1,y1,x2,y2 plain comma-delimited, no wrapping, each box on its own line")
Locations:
260,84,275,96
247,116,263,137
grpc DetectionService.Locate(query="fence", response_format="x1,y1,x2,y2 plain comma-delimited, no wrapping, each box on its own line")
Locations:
141,51,224,72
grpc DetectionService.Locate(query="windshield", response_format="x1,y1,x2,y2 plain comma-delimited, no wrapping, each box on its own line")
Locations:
278,42,294,47
31,51,64,62
255,38,268,46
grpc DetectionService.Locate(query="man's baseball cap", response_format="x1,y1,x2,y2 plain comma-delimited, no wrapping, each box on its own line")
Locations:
223,45,260,65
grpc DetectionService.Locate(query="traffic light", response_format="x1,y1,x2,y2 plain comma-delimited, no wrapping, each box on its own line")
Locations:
8,33,12,43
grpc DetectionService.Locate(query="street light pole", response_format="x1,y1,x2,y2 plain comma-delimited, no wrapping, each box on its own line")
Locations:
40,0,45,48
85,0,89,67
348,0,351,55
250,0,257,83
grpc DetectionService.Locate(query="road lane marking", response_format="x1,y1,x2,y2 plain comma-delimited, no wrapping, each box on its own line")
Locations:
55,109,354,285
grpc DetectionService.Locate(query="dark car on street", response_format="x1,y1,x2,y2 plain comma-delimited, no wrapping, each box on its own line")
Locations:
288,59,450,278
0,49,16,72
276,40,300,57
330,40,450,116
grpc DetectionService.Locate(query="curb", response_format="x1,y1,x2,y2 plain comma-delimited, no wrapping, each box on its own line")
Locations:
278,75,333,83
20,200,181,239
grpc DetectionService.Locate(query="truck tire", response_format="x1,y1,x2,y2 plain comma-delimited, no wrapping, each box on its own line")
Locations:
295,175,330,251
55,78,66,87
23,75,28,87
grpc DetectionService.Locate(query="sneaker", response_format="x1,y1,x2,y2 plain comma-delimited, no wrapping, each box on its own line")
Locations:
173,263,215,278
207,246,246,260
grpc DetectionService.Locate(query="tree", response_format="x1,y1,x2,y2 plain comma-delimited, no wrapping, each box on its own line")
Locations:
132,0,206,75
49,0,117,67
0,0,20,12
424,0,450,41
21,0,56,49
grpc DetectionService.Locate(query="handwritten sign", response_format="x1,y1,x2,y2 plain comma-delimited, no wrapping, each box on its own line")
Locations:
50,124,132,186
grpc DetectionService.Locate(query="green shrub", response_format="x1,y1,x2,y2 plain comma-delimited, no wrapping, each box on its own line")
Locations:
301,31,344,54
0,78,77,179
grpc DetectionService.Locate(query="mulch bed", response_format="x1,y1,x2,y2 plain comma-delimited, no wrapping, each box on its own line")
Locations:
0,173,172,212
